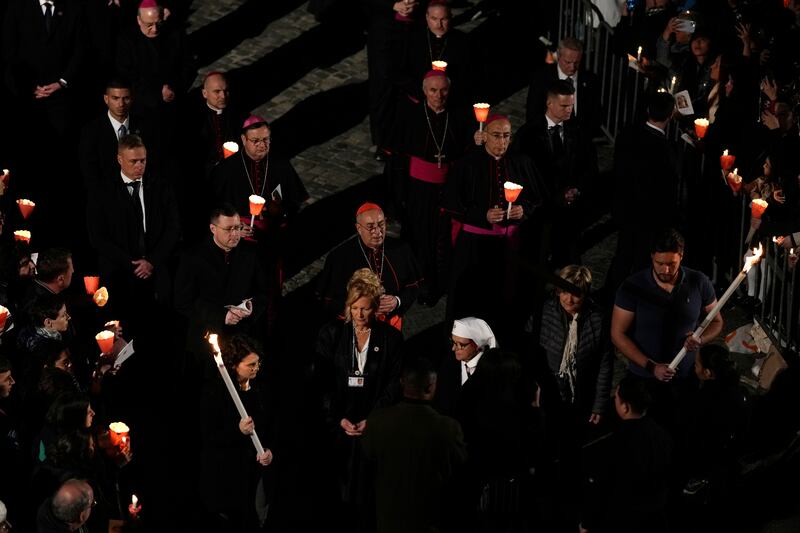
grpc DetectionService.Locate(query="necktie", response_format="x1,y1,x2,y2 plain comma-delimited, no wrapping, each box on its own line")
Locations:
127,181,146,255
549,124,564,157
566,76,574,88
464,363,474,381
44,2,53,35
118,124,128,140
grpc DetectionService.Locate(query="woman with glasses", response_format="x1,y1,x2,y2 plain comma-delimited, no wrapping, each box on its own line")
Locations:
315,268,403,525
201,333,274,532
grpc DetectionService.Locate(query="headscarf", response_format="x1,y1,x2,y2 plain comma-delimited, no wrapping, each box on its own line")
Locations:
451,317,498,350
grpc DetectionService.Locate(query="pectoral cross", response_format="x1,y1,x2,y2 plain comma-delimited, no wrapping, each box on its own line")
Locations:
436,152,445,169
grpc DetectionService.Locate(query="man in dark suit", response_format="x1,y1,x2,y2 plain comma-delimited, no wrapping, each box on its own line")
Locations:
86,134,180,334
2,0,84,137
607,91,680,294
192,71,247,177
515,80,599,267
173,203,269,357
525,37,601,135
363,357,467,533
79,79,152,188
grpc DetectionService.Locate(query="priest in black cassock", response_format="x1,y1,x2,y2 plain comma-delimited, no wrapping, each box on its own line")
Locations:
174,204,269,358
210,115,309,336
86,134,181,336
191,71,247,178
443,115,547,338
316,203,421,332
389,70,473,305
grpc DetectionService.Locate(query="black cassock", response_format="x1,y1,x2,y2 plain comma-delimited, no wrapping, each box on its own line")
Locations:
443,149,547,332
390,99,473,301
316,236,421,327
210,151,309,334
174,238,269,356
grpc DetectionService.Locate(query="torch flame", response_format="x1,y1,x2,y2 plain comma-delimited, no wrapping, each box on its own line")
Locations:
132,494,138,507
744,244,763,272
207,333,221,355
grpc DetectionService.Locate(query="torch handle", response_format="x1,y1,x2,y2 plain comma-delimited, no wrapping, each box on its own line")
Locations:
214,358,266,455
668,270,746,370
745,226,756,245
507,201,512,219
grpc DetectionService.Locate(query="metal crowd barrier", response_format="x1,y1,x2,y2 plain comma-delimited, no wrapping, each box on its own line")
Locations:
557,0,643,141
558,0,799,354
751,239,798,353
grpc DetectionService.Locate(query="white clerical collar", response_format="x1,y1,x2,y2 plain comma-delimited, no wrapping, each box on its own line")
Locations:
39,0,52,7
108,111,129,132
207,103,223,115
645,121,666,135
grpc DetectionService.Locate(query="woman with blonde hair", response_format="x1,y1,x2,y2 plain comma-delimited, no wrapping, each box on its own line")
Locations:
316,267,403,520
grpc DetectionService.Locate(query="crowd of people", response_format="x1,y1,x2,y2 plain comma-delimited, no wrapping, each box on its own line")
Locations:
0,0,799,532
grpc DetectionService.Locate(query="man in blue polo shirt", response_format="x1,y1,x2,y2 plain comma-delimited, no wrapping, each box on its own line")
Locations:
611,229,722,381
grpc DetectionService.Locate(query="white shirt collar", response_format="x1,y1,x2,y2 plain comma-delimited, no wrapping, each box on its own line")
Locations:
120,171,141,184
108,111,130,132
645,121,666,135
557,65,577,83
545,114,560,128
465,350,483,370
206,102,223,115
40,0,53,6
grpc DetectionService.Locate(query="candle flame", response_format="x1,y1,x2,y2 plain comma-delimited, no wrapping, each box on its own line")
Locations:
109,421,130,433
637,46,642,55
744,244,763,272
132,494,138,507
503,181,522,190
723,149,729,156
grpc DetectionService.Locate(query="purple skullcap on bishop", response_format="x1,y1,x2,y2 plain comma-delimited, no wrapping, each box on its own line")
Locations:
242,115,267,130
139,0,158,9
485,114,509,126
424,70,447,80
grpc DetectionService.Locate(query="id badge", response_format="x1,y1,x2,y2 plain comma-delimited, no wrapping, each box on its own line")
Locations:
348,373,365,388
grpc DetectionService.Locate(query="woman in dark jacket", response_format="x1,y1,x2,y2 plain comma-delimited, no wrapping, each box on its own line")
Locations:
200,334,274,532
316,268,402,517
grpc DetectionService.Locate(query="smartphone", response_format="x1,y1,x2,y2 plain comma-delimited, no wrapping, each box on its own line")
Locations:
675,19,696,33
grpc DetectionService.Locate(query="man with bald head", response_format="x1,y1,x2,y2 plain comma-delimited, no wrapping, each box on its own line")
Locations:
36,478,94,532
317,203,421,329
192,71,247,176
444,115,546,332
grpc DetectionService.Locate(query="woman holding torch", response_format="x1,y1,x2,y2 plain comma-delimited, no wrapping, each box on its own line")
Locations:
201,334,273,532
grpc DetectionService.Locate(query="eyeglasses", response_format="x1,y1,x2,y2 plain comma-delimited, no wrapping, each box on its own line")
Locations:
451,339,473,350
358,221,386,234
213,224,244,233
245,137,271,146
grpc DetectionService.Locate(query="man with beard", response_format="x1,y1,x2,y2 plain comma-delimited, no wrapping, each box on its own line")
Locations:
611,229,721,428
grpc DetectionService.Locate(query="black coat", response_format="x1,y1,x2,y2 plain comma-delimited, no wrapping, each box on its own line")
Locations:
525,63,601,134
514,115,599,204
2,0,83,95
173,238,269,353
86,173,180,287
78,113,151,188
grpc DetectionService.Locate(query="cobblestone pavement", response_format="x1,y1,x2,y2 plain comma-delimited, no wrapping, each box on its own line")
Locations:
185,0,616,338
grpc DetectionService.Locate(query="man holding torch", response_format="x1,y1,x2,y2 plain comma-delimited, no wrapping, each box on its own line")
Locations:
611,229,722,427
